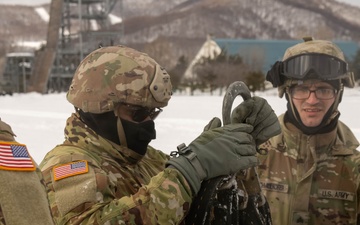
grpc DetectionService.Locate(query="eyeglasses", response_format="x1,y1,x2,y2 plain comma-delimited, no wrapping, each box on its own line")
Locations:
122,104,162,122
283,53,348,80
290,86,337,100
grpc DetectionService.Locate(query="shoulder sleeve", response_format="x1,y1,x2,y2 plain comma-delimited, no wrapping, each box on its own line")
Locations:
0,119,16,141
40,146,192,225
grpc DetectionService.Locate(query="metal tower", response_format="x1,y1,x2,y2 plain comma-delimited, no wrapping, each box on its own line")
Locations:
28,0,123,93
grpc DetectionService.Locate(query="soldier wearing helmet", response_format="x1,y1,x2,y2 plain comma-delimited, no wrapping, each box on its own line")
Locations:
39,45,276,224
254,37,360,224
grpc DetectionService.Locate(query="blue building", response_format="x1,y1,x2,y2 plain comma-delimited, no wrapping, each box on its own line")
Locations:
184,37,359,79
214,38,359,74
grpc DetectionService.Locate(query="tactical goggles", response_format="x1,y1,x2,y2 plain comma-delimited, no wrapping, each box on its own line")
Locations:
282,53,348,80
122,104,162,122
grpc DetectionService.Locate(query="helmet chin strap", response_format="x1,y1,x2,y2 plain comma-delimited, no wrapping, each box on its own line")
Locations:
114,107,128,148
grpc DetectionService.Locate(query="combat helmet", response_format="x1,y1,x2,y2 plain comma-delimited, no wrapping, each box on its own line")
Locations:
267,37,355,98
67,45,172,113
67,45,172,147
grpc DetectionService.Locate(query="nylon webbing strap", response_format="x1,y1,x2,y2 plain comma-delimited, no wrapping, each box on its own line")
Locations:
176,143,206,180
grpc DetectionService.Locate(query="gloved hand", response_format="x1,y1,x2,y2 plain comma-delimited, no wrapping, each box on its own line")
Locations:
167,121,258,194
231,96,281,145
203,117,222,131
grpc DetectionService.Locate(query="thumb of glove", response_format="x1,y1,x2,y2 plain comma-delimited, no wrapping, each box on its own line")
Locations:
231,96,281,145
203,117,222,131
230,98,255,124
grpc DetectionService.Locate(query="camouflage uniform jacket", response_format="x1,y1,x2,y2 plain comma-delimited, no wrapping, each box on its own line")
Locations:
258,114,360,225
0,119,54,225
40,113,192,225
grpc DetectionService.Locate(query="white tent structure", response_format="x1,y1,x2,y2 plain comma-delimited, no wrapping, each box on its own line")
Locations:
183,35,221,80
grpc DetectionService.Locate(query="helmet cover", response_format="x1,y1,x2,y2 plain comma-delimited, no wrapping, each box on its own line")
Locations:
67,45,172,113
277,37,354,97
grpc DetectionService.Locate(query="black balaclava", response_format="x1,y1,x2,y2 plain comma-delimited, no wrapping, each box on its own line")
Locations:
77,109,156,155
120,119,156,155
284,80,341,135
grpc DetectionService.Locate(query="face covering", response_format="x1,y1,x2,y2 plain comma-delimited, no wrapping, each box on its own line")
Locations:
120,118,156,155
78,109,156,155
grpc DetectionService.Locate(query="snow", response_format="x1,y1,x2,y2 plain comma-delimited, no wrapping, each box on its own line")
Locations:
1,87,360,165
35,4,121,28
35,6,49,22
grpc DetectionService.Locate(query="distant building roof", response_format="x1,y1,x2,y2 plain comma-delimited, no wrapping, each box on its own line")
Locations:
183,37,359,79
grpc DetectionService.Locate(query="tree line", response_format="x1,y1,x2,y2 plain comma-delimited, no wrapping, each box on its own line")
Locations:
168,50,265,95
168,48,360,96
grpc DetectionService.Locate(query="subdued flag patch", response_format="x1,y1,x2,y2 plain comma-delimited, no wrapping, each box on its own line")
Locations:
0,142,35,171
53,160,88,181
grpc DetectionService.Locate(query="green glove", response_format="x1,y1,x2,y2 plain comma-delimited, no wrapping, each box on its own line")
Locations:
167,122,258,194
203,117,222,131
231,96,281,145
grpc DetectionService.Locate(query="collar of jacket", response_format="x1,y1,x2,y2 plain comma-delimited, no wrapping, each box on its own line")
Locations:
268,114,359,157
64,113,144,165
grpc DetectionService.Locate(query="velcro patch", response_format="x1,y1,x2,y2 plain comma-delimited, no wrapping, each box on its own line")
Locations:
53,160,88,181
0,141,35,171
318,189,354,201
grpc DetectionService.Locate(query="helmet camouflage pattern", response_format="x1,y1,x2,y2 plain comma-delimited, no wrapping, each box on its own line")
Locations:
282,37,346,61
67,45,172,113
278,37,355,97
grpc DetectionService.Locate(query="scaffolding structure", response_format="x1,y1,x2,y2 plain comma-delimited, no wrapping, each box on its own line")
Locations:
27,0,123,93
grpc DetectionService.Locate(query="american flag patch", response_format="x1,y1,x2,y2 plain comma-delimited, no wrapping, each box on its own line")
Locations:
0,142,35,171
53,160,88,181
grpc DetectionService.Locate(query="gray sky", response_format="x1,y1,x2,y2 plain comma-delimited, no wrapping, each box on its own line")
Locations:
341,0,360,7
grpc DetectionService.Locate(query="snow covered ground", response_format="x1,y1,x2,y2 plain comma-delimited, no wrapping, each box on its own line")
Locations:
1,87,360,164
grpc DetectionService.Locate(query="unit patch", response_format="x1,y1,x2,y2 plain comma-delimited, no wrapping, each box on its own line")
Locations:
318,189,354,201
53,160,88,181
0,142,35,171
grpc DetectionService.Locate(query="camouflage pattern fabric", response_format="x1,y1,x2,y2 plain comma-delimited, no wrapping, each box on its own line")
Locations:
282,39,346,61
40,113,192,224
0,119,54,225
258,114,360,225
67,45,172,114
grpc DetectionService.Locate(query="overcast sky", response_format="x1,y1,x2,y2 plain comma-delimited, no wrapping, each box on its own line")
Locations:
0,0,359,7
335,0,360,7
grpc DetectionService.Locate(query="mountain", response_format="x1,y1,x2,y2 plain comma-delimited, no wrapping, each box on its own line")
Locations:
1,0,360,68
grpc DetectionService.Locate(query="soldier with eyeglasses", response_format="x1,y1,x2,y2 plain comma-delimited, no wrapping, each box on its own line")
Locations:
241,37,360,225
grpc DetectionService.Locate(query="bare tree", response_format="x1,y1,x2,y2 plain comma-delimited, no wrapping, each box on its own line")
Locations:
193,50,252,95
